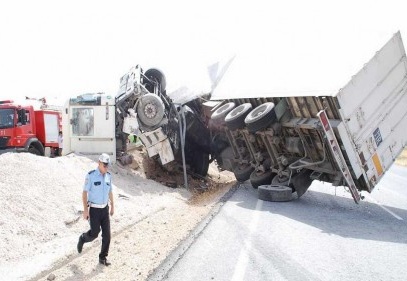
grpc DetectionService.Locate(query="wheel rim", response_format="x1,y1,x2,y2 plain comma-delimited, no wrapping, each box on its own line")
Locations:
211,102,235,120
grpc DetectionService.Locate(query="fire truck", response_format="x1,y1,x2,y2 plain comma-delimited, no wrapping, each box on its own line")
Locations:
0,100,61,156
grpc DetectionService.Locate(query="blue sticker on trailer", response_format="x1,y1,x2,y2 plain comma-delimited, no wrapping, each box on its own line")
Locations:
373,128,383,147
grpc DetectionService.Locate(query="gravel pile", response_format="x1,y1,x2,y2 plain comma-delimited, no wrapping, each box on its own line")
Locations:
0,152,235,280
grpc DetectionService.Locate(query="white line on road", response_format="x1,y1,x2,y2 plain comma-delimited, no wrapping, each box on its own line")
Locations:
364,193,403,221
231,199,263,281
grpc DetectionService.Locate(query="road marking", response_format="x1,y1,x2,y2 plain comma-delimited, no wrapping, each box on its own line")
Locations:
364,194,403,221
231,199,263,281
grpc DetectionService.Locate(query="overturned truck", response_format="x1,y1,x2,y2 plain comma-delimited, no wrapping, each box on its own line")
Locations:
67,32,407,203
207,32,407,203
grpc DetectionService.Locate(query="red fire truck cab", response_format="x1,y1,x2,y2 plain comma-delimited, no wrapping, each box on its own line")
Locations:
0,100,61,156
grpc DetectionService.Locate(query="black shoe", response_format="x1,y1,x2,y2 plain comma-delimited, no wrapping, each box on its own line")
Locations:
99,258,111,266
77,235,84,253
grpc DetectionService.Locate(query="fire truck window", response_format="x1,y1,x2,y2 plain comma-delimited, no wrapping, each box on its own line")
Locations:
71,108,94,136
0,109,15,129
17,109,28,125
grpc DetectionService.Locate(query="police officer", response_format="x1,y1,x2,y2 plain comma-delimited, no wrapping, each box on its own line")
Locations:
77,153,115,266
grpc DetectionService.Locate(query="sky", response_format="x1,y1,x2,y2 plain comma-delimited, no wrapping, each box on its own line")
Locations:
0,0,406,105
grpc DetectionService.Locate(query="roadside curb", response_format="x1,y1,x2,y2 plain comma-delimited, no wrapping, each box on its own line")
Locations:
146,183,240,281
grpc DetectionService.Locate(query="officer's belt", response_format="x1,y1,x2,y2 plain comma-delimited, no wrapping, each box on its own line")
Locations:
89,202,108,208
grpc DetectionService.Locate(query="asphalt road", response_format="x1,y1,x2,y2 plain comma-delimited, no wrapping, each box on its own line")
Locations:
161,164,407,281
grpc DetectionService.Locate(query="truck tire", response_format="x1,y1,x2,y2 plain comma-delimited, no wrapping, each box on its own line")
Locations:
144,68,166,92
136,93,165,128
244,102,276,133
28,146,41,156
211,102,235,122
225,103,252,131
258,185,293,202
233,164,254,182
249,169,274,189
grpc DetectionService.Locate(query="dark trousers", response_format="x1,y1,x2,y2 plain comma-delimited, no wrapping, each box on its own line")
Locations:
81,205,111,259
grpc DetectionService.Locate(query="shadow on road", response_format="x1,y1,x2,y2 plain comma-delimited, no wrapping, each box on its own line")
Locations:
231,184,407,245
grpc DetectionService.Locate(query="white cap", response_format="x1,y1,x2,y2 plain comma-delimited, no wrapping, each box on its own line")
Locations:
98,153,111,165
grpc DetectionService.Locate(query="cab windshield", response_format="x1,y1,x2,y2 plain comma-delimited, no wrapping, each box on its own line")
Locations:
0,108,15,129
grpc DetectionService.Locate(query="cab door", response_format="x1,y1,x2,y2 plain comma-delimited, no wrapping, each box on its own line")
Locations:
0,108,16,149
14,108,36,148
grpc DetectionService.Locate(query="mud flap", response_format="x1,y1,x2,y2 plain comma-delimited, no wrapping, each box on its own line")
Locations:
291,169,313,198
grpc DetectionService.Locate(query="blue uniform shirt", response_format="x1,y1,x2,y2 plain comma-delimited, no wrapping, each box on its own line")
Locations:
83,169,112,205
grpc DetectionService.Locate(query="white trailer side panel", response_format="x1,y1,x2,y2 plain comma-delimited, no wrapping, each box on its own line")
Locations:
336,32,407,190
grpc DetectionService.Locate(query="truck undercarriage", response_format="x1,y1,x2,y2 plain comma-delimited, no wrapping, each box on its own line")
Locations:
207,96,368,201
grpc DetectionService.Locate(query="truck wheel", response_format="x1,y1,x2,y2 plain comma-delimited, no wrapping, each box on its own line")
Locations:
225,103,252,131
211,102,235,122
250,169,274,189
144,68,166,92
136,93,165,128
258,185,293,202
244,102,276,132
233,163,254,182
28,146,41,156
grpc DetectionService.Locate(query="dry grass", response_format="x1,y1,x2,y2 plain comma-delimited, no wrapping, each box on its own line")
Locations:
395,148,407,167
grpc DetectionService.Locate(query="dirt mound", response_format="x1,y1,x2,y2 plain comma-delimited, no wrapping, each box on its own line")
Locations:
0,149,235,281
128,146,235,191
